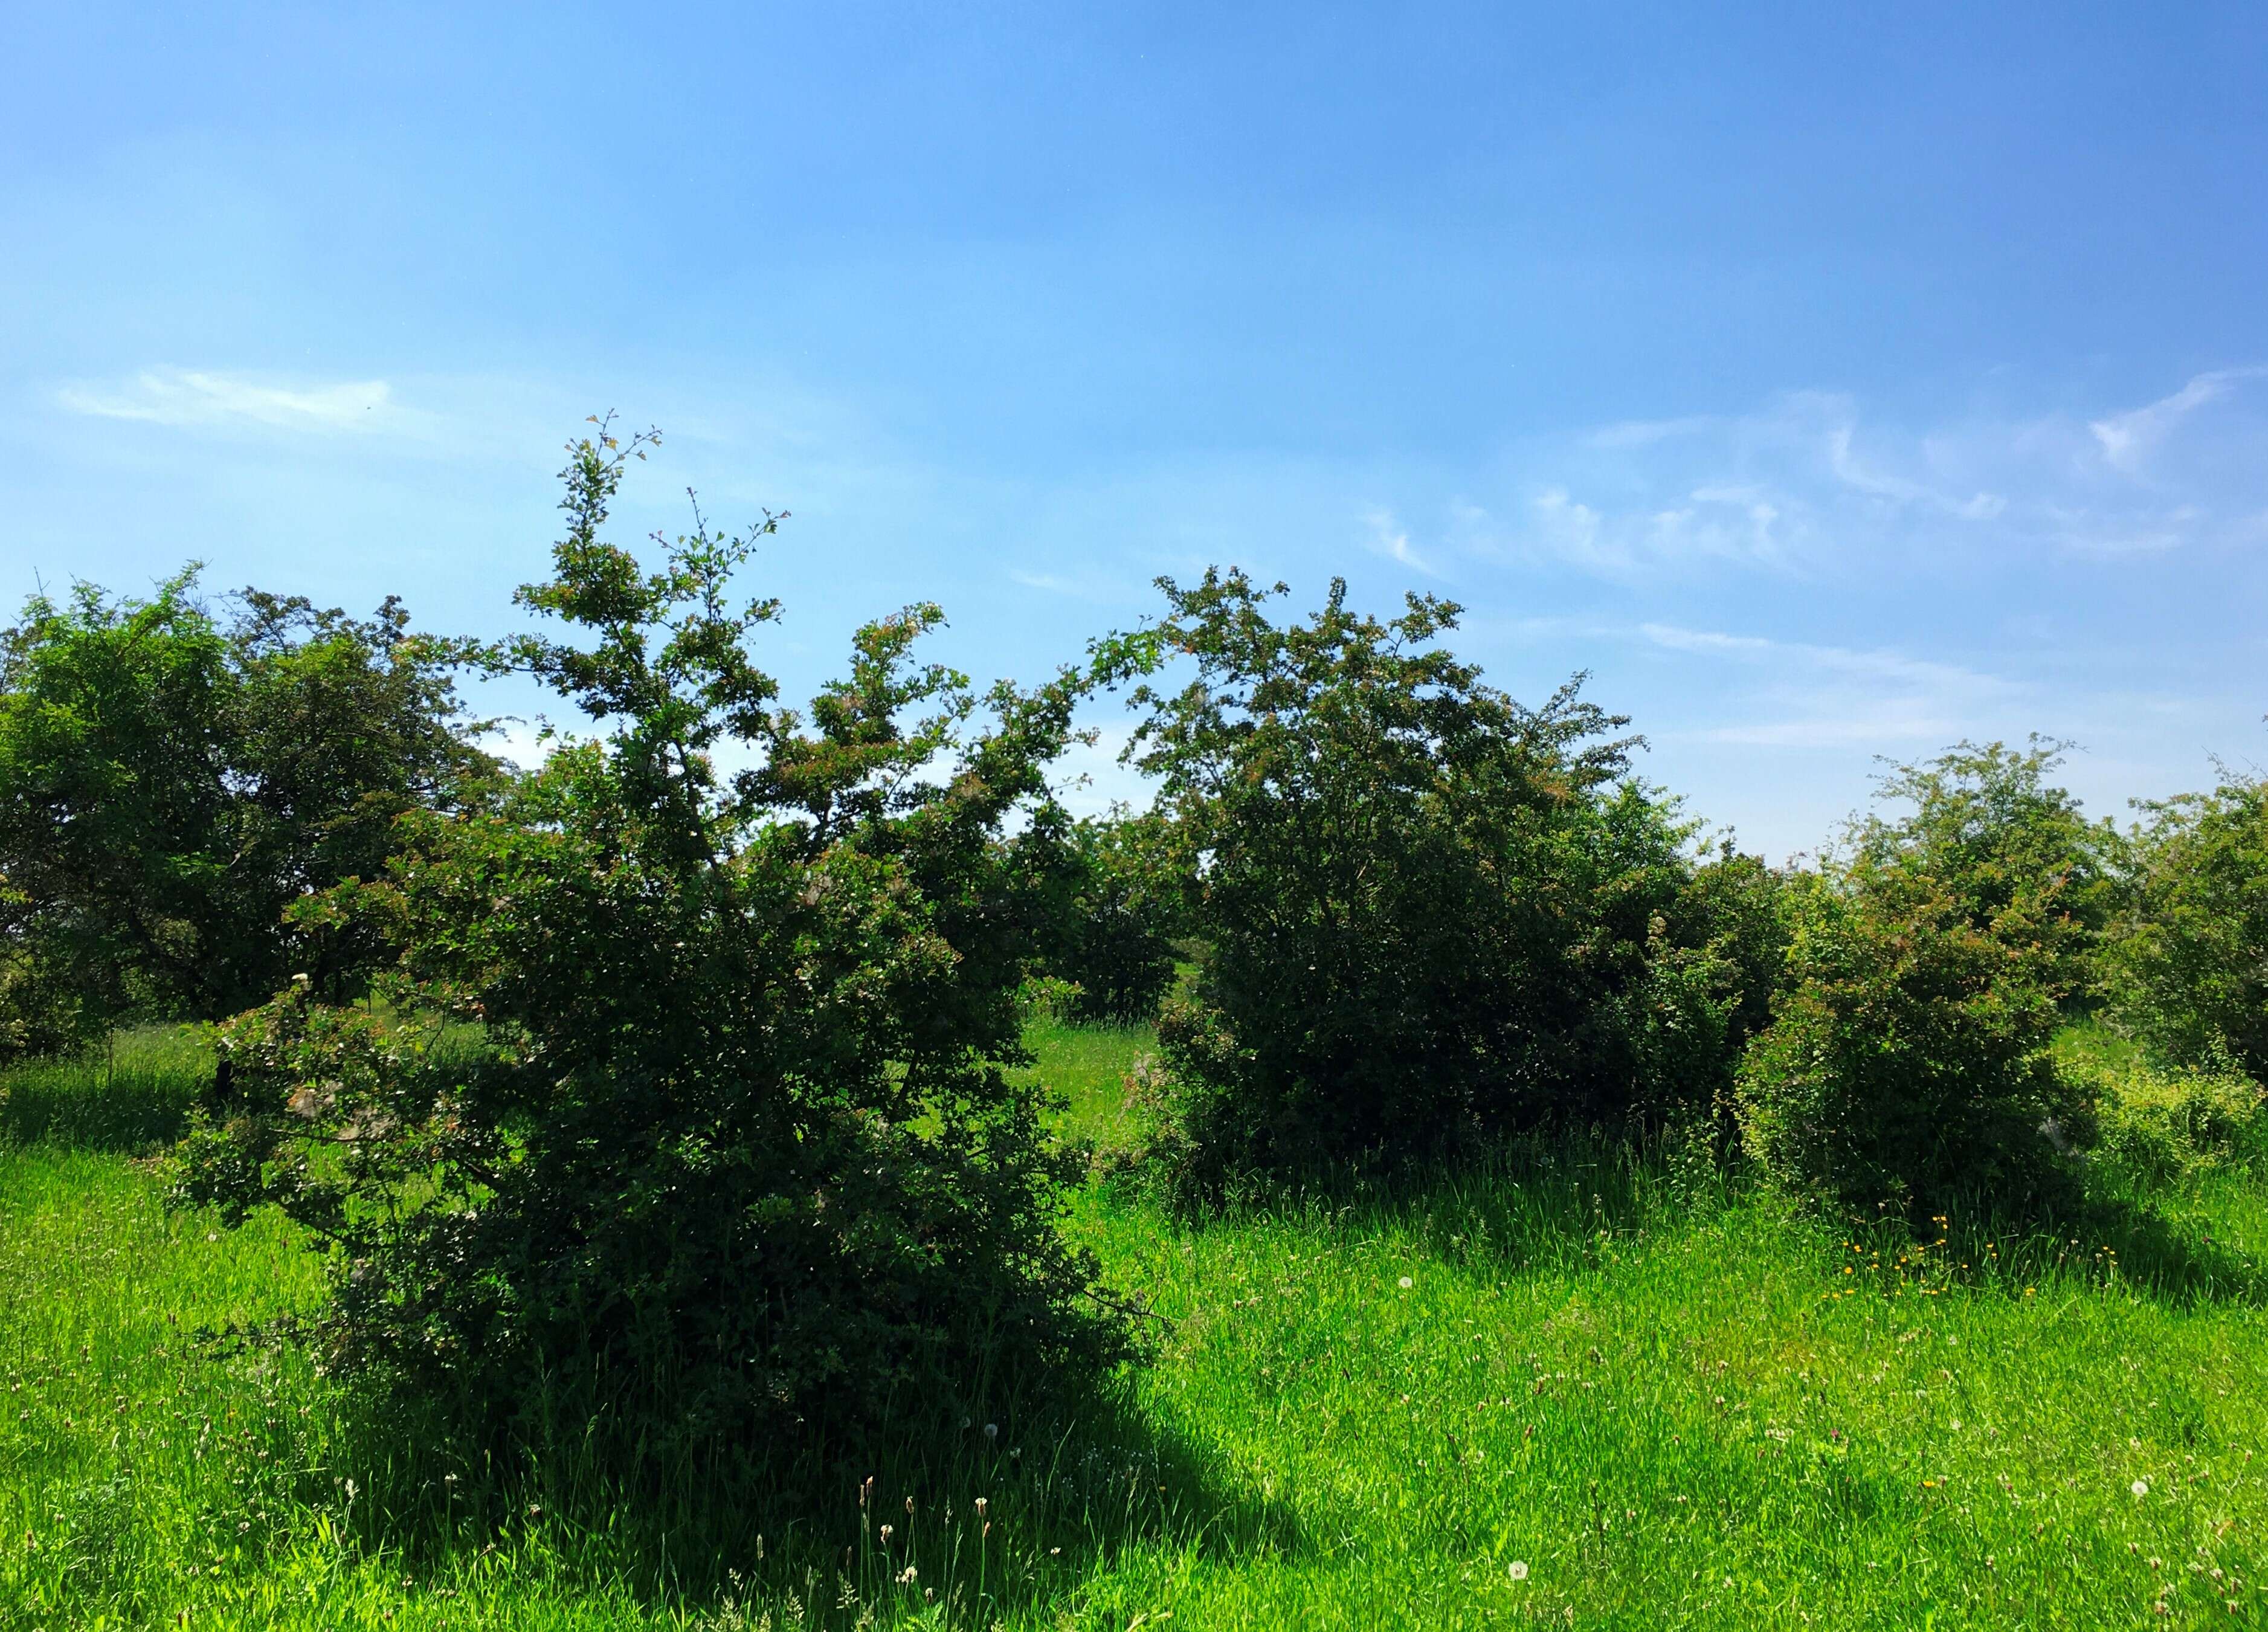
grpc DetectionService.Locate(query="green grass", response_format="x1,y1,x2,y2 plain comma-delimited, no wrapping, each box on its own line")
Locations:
1014,1016,1157,1143
5,1027,2268,1628
0,1025,211,1152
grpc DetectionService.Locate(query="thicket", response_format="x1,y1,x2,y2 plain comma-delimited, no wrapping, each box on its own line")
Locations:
1092,570,1776,1196
2058,1027,2266,1185
0,572,493,1060
2104,770,2268,1080
169,427,1127,1478
1025,808,1179,1022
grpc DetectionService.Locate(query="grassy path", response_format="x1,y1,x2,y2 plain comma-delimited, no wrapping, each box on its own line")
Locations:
3,1026,2266,1628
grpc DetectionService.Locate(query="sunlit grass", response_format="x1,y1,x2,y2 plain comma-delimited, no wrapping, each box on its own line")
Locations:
3,1025,2266,1628
1014,1016,1154,1143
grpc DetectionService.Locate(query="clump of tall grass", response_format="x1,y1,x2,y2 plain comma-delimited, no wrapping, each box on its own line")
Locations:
0,1024,210,1152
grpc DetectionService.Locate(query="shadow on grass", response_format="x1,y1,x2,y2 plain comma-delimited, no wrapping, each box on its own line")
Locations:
0,1027,210,1154
315,1367,1298,1628
1145,1126,1725,1282
1144,1125,2268,1312
1930,1187,2268,1309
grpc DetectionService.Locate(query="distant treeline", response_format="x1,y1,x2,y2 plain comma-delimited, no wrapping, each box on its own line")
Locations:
2,419,2260,1489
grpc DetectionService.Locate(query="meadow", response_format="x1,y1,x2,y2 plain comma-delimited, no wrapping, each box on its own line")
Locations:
4,1021,2266,1630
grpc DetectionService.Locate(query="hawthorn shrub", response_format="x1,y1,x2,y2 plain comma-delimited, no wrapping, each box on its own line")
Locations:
2103,772,2268,1082
1027,809,1180,1022
171,425,1126,1474
1736,854,2088,1224
1851,738,2119,1010
1095,570,1770,1196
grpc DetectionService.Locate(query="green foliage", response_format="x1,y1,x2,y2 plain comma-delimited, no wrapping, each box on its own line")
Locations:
1660,839,1796,1134
1851,737,2118,1007
2059,1025,2266,1185
0,570,493,1054
1026,810,1179,1023
1736,852,2088,1223
1094,570,1762,1193
2103,770,2268,1081
169,424,1127,1477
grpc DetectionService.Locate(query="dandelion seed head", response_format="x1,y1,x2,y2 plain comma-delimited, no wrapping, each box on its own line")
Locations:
1399,1276,1414,1289
1507,1560,1529,1582
2132,1480,2151,1498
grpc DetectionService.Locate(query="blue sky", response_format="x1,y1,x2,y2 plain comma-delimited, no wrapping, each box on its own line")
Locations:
6,2,2265,856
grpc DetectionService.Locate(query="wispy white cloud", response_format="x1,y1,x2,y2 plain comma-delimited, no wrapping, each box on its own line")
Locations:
1479,474,1792,581
2089,367,2268,475
1582,414,1718,450
59,369,396,431
1635,621,2023,750
1363,507,1441,576
1823,419,2004,518
1005,566,1141,603
1454,368,2268,579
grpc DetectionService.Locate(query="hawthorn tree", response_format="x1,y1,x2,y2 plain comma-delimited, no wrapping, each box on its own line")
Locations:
2105,770,2268,1079
173,424,1126,1470
0,573,492,1057
1026,808,1180,1022
1093,569,1761,1192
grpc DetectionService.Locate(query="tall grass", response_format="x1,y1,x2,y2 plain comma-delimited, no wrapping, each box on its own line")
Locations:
0,1025,211,1152
4,1025,2266,1627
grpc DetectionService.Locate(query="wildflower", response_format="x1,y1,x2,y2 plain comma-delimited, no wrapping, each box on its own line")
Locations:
975,1497,990,1518
1399,1277,1414,1289
984,1422,999,1440
880,1524,894,1544
2132,1480,2150,1498
1508,1561,1529,1581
